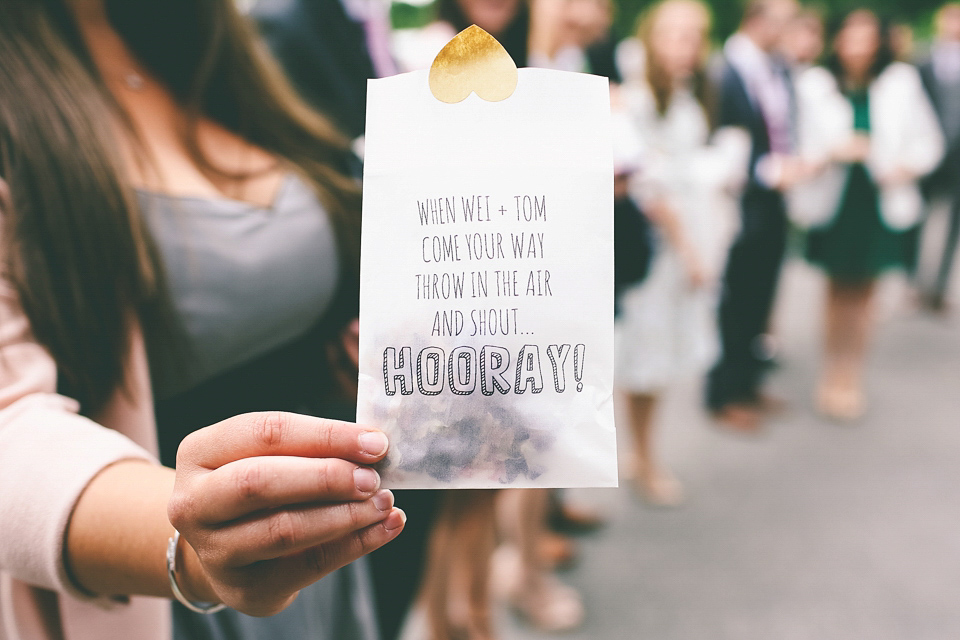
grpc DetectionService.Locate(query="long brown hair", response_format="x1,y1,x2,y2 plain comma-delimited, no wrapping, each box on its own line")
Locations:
637,0,714,123
0,0,361,415
825,8,894,88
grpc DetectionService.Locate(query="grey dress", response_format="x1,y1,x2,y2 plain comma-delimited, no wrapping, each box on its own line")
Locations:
137,175,379,640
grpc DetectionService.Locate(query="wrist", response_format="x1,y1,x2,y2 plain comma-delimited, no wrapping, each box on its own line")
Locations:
755,153,783,189
173,531,220,605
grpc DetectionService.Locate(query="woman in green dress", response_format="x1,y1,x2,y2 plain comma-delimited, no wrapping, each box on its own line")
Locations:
790,9,944,419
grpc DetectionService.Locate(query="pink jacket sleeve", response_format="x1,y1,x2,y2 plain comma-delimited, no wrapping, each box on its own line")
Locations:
0,279,156,600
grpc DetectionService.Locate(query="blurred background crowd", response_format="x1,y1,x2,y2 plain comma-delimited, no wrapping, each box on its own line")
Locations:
246,0,960,636
1,0,958,638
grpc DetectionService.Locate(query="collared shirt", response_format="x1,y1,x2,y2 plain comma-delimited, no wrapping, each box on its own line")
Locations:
725,32,793,155
930,40,960,143
932,40,960,85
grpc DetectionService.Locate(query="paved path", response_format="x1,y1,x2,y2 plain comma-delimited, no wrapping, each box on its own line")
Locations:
500,260,960,640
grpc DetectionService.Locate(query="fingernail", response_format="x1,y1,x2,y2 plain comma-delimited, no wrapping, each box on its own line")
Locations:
383,508,406,531
372,489,394,512
354,467,380,493
359,431,389,456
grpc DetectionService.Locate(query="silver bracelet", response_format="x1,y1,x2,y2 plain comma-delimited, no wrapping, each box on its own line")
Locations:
166,529,226,614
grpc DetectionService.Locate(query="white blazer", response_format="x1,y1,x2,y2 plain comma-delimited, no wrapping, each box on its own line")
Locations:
788,62,944,230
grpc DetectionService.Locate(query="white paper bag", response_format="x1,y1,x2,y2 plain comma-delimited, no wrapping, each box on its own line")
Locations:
357,32,616,488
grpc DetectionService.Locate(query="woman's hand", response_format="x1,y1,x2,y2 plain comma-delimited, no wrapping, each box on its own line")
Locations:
168,411,404,616
877,166,915,187
832,134,871,164
680,249,708,290
645,199,706,288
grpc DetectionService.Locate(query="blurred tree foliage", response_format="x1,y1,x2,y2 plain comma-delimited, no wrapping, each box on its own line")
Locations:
392,0,945,48
391,1,437,30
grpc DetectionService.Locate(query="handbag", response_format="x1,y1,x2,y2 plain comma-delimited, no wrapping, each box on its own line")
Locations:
613,195,654,314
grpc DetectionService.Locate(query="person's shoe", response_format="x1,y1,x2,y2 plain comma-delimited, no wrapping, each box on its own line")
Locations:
538,531,577,570
712,404,763,434
489,544,522,602
634,468,684,507
550,502,606,534
508,575,585,633
816,383,865,422
493,545,585,632
753,393,788,416
923,293,949,314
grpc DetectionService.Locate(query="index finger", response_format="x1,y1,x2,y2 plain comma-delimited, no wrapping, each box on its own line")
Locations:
179,411,389,470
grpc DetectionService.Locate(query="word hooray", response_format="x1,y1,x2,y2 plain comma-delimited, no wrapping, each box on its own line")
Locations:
382,344,586,396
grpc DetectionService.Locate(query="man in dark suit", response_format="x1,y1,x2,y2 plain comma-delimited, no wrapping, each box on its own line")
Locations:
918,2,960,312
706,0,802,430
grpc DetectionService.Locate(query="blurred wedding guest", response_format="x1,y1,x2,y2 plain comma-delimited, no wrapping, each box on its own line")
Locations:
524,0,619,582
252,2,440,637
917,2,960,312
0,2,408,639
494,488,585,632
888,20,916,62
252,0,396,142
789,8,943,420
705,0,801,431
584,4,624,82
392,0,530,71
391,3,588,635
616,0,749,503
500,0,608,627
616,33,646,85
781,8,824,71
612,86,654,305
388,3,529,639
528,0,623,577
418,491,498,640
418,490,585,637
528,0,611,71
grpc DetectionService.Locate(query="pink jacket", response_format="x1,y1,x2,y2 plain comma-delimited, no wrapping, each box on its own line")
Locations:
0,279,171,640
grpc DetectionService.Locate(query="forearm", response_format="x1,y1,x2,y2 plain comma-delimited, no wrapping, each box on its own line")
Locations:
649,200,693,256
63,412,405,617
65,460,214,603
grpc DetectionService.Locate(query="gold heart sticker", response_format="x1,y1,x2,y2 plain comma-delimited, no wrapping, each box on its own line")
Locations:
429,25,519,104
